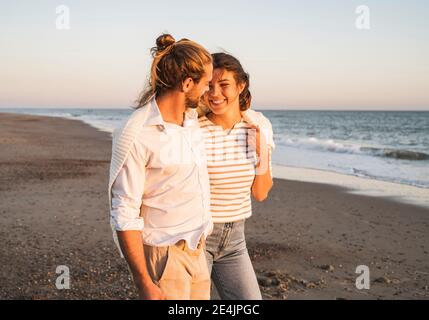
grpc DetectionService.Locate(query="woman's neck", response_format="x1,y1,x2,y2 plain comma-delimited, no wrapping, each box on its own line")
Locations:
207,105,242,130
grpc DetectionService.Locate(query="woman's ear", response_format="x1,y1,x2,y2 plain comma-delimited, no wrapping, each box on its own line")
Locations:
182,77,194,93
238,82,245,95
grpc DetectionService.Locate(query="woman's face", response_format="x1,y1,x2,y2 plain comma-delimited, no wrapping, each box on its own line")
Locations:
204,68,244,115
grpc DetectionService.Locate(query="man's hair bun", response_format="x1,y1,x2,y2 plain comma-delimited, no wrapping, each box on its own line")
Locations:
155,34,175,52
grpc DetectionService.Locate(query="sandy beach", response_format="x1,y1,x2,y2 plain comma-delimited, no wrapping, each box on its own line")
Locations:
0,112,428,300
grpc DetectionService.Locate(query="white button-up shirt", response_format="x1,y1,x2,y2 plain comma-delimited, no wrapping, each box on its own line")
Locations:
110,99,212,250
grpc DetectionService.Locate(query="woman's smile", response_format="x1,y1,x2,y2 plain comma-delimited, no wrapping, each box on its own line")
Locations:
209,98,226,107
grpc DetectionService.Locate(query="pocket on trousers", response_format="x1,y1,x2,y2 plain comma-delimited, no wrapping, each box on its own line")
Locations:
158,246,174,283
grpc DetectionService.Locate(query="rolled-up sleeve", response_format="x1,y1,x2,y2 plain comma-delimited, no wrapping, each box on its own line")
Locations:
110,140,147,231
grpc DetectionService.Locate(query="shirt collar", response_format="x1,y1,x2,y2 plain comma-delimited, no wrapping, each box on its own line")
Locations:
142,98,165,127
143,98,198,131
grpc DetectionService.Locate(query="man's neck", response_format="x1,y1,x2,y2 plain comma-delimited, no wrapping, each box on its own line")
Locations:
156,92,186,126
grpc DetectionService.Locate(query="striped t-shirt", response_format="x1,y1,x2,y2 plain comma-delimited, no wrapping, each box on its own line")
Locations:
199,115,259,223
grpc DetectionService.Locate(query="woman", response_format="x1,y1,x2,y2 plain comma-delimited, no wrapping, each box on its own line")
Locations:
199,52,275,300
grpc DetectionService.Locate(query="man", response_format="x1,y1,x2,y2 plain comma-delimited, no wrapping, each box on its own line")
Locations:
108,34,213,300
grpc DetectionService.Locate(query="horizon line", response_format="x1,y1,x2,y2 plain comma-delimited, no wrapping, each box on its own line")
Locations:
1,106,428,112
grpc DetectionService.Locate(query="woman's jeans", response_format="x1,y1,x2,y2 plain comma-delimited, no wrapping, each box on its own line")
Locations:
205,220,262,300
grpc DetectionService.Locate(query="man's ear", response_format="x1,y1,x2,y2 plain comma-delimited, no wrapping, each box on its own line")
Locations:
182,77,194,93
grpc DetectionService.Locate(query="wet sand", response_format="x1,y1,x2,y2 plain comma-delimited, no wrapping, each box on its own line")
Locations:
0,112,428,299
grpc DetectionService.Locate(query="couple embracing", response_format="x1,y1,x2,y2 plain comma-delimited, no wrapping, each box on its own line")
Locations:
108,34,275,300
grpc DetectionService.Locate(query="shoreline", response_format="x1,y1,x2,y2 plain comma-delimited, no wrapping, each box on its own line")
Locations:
1,112,428,299
1,110,428,209
272,164,429,209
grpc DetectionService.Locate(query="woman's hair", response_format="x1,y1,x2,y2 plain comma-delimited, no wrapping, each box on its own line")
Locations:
136,34,212,108
212,52,251,111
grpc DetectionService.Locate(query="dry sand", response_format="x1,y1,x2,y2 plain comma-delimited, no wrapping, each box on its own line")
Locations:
0,112,428,299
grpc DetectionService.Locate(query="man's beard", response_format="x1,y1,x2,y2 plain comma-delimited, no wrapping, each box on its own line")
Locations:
185,94,199,109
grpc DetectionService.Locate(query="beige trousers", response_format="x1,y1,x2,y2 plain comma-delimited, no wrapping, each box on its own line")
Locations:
143,239,210,300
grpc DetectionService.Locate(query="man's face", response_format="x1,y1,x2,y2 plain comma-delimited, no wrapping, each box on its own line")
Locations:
185,63,213,109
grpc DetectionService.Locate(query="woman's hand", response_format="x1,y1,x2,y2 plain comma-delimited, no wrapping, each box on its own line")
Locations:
247,124,268,165
248,124,273,201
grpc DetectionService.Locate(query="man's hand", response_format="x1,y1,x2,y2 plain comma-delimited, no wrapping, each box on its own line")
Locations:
117,230,167,300
137,281,166,300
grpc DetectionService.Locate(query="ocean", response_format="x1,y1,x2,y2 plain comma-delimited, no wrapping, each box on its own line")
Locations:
1,108,428,189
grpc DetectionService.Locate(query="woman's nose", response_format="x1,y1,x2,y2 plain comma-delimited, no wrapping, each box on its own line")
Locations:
209,85,220,97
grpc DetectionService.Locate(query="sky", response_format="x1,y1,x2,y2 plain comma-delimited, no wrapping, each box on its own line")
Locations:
0,0,428,110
